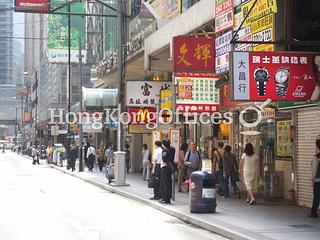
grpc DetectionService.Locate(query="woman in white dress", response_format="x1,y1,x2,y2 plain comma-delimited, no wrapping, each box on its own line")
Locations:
239,143,259,205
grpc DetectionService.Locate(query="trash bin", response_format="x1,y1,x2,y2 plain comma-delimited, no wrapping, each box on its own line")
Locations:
189,171,217,213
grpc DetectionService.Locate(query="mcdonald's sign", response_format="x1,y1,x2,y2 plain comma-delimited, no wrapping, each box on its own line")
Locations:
128,107,157,124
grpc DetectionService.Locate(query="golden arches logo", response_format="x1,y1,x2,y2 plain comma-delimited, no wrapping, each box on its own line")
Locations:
136,109,152,122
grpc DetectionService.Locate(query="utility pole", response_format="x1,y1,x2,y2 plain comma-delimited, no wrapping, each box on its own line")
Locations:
67,4,72,153
117,0,123,151
78,36,84,172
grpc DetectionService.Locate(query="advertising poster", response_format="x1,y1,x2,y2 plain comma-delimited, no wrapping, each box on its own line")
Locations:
175,73,220,112
126,81,172,107
178,77,193,99
215,0,234,33
231,51,320,101
215,30,232,74
276,120,292,158
48,1,87,63
173,36,215,73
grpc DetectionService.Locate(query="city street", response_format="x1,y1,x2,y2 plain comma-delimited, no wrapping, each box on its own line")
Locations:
0,151,227,240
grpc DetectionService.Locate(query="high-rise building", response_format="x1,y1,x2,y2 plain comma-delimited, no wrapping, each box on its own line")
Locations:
0,0,24,139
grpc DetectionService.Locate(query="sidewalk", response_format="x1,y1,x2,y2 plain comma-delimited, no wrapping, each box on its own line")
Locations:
47,163,320,240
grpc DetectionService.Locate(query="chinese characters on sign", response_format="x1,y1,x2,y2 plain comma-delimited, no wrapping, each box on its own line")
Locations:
215,0,234,33
277,120,293,158
231,51,318,101
178,78,193,99
175,73,220,112
215,30,232,74
126,81,172,107
173,36,215,73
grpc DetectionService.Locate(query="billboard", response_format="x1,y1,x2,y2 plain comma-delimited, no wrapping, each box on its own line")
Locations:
231,51,320,101
173,36,215,73
48,1,87,63
175,73,220,112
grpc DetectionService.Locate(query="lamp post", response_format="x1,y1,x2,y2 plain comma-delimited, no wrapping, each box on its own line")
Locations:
10,107,18,145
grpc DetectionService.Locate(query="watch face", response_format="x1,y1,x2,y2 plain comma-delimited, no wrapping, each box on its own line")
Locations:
254,68,269,82
275,68,289,84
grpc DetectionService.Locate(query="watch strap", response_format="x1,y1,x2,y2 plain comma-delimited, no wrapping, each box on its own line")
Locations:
257,81,267,96
276,84,288,97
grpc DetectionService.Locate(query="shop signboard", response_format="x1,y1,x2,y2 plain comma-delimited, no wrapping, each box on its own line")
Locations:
252,14,275,52
277,101,319,110
241,0,277,28
234,26,252,51
47,1,87,63
175,73,220,112
128,124,153,134
231,51,319,101
126,81,172,107
160,89,173,109
14,0,49,13
178,77,193,99
163,0,181,19
215,30,232,74
173,36,215,73
276,120,293,158
215,0,234,33
128,107,157,124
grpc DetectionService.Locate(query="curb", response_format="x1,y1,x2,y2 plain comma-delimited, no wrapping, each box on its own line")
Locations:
49,164,267,240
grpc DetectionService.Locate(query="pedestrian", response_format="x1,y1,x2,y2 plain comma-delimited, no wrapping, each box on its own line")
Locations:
125,144,130,174
239,143,259,205
150,141,162,200
97,145,105,172
184,141,202,177
142,143,151,180
159,139,173,204
309,136,320,218
86,144,96,171
223,145,241,199
213,141,227,197
68,142,78,171
32,145,40,165
104,144,114,165
2,144,5,153
84,142,90,168
18,145,21,154
178,143,188,192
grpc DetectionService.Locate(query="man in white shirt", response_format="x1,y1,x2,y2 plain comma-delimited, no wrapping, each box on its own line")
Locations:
150,141,162,200
86,144,96,171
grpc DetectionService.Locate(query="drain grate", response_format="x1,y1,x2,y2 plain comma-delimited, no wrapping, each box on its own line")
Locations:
290,224,313,228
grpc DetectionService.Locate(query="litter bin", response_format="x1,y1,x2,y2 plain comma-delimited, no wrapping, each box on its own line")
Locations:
189,171,217,213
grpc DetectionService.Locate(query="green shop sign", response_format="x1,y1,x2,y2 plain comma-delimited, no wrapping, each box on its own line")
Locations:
278,101,318,110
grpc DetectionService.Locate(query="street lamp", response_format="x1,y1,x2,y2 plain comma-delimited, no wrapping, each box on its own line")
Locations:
9,107,18,145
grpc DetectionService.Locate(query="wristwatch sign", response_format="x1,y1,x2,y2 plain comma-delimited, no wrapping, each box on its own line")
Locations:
231,51,319,101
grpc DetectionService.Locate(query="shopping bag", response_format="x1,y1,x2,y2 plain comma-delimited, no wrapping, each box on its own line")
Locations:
148,174,156,188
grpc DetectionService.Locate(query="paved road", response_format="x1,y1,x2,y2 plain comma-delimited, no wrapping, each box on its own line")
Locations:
0,152,228,240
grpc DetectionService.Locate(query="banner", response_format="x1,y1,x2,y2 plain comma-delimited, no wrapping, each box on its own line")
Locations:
126,81,172,107
215,0,234,33
173,36,215,73
276,120,292,158
48,2,87,63
231,51,319,101
175,73,220,112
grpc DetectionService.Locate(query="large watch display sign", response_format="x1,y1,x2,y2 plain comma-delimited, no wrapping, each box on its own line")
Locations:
230,51,319,101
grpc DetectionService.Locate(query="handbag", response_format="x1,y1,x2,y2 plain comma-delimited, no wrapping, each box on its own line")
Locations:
148,174,156,188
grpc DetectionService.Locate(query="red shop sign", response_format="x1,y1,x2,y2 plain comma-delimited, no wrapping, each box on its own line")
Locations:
15,0,50,13
231,51,320,101
128,107,157,124
173,36,215,73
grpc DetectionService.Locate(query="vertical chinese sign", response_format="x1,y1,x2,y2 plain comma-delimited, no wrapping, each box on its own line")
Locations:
173,36,215,73
215,0,234,33
215,30,232,74
230,51,318,101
